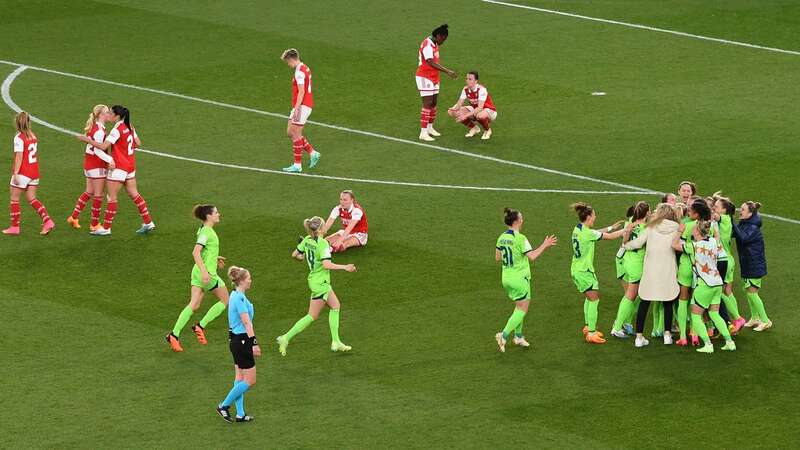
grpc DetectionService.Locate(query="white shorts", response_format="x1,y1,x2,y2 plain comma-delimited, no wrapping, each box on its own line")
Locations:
84,168,107,179
416,76,440,96
107,169,136,182
332,229,368,246
289,105,312,126
465,106,497,121
10,174,39,189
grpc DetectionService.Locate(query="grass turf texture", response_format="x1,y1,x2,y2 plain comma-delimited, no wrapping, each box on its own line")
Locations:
1,0,799,447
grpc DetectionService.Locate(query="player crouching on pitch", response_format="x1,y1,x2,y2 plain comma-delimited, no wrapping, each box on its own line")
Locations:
447,71,497,140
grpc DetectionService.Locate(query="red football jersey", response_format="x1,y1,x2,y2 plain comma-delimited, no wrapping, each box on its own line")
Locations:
13,132,39,179
83,122,107,170
292,64,314,108
460,84,496,111
416,37,440,83
329,203,369,234
107,121,136,172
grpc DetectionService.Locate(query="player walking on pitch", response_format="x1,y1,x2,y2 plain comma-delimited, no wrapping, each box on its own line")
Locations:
281,48,321,173
416,24,457,141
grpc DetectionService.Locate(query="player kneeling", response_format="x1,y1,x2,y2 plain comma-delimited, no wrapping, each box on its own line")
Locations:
447,71,497,140
322,190,368,253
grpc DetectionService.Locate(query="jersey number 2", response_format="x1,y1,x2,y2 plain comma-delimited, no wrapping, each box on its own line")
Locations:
126,135,134,155
27,143,38,164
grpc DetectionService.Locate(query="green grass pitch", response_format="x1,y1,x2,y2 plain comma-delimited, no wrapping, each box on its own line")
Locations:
1,0,799,448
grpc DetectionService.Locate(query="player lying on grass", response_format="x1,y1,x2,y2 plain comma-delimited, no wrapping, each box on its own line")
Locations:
77,105,154,236
276,216,356,356
166,204,229,352
3,111,55,236
280,48,321,173
216,266,259,424
447,71,497,140
416,24,457,142
322,190,368,253
570,203,626,344
67,104,112,231
494,207,557,352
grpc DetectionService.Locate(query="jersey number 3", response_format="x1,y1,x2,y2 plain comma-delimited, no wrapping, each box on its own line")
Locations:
572,239,581,258
500,246,513,267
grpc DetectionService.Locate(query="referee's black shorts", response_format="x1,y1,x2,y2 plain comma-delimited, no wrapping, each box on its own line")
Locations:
229,332,255,369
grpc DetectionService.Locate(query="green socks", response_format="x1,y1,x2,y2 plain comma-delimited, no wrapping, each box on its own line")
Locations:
677,300,689,340
171,305,194,337
691,313,710,346
515,318,524,338
747,292,770,322
199,301,227,328
502,308,526,339
746,294,757,321
652,302,664,334
285,314,314,342
329,309,341,343
721,294,741,320
709,311,731,341
613,296,634,331
583,299,589,326
586,299,599,332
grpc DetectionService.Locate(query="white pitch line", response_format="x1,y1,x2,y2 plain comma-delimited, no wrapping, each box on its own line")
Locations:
0,66,645,196
481,0,800,57
0,58,654,194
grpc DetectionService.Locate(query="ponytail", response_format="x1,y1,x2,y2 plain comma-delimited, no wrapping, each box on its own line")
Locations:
15,111,34,139
695,220,711,238
111,105,131,128
303,216,324,237
689,198,711,221
571,202,594,222
503,207,520,226
631,201,650,221
744,201,762,214
84,104,109,133
227,266,250,286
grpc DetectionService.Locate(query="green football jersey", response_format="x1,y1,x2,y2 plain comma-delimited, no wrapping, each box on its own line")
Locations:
718,214,733,256
195,225,219,275
571,223,603,274
624,223,646,257
496,230,533,280
296,235,332,285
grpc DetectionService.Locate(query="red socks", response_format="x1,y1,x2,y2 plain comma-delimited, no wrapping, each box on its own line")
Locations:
29,198,50,223
302,137,314,154
420,108,431,129
132,194,152,224
103,201,118,229
91,196,103,227
71,191,91,219
461,118,476,128
429,106,437,127
292,138,304,164
10,201,20,227
477,117,491,130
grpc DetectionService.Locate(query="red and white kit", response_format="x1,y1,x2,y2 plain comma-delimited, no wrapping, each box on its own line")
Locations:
329,203,369,245
291,63,314,125
10,132,39,188
84,122,110,179
105,121,136,182
460,84,497,121
415,37,440,96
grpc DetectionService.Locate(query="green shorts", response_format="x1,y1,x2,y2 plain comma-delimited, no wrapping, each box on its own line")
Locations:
742,277,762,290
678,256,693,288
309,280,332,301
622,257,643,284
572,271,599,293
692,284,722,309
503,276,531,301
724,257,735,284
191,266,223,292
615,257,625,280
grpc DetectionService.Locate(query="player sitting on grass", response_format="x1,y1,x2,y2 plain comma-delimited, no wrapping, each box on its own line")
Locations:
322,190,368,253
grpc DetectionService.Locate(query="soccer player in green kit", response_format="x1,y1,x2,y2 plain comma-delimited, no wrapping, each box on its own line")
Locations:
713,193,747,333
166,204,230,352
494,208,558,353
277,216,356,356
611,202,649,339
570,203,625,344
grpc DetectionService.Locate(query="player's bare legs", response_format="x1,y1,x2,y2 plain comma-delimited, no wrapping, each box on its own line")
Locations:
451,106,480,137
475,110,493,140
325,232,344,249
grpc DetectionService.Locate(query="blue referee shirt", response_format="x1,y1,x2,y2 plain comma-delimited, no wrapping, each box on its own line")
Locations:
228,290,254,335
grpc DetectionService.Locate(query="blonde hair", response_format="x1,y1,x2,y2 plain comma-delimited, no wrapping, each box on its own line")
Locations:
281,48,299,60
341,189,355,200
646,203,677,228
695,220,711,238
84,104,108,133
303,216,324,237
15,111,34,139
227,266,250,286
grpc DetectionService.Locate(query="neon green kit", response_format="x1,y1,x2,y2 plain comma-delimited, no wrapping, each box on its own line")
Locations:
622,223,645,283
191,225,222,291
297,235,333,300
571,223,603,292
496,230,533,301
677,219,697,287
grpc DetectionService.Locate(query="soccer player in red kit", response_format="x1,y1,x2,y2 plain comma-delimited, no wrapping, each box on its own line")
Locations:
447,71,497,140
281,48,321,173
322,190,369,253
67,104,113,231
77,105,154,236
416,24,457,142
3,111,55,236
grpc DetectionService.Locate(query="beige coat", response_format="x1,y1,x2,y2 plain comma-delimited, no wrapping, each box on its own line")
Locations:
623,219,680,301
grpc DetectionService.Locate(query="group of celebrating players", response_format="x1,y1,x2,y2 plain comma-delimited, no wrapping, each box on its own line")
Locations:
494,181,771,355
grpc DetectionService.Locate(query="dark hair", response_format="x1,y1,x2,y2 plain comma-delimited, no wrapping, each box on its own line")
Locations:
695,220,711,238
661,193,675,203
193,204,216,221
504,207,521,226
111,105,130,128
712,191,735,215
631,201,650,221
432,24,449,37
572,202,594,222
467,70,479,80
625,205,635,219
689,198,711,221
743,201,762,214
678,181,697,195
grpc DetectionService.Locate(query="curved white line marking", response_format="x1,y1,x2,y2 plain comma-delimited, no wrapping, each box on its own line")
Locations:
1,65,647,196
